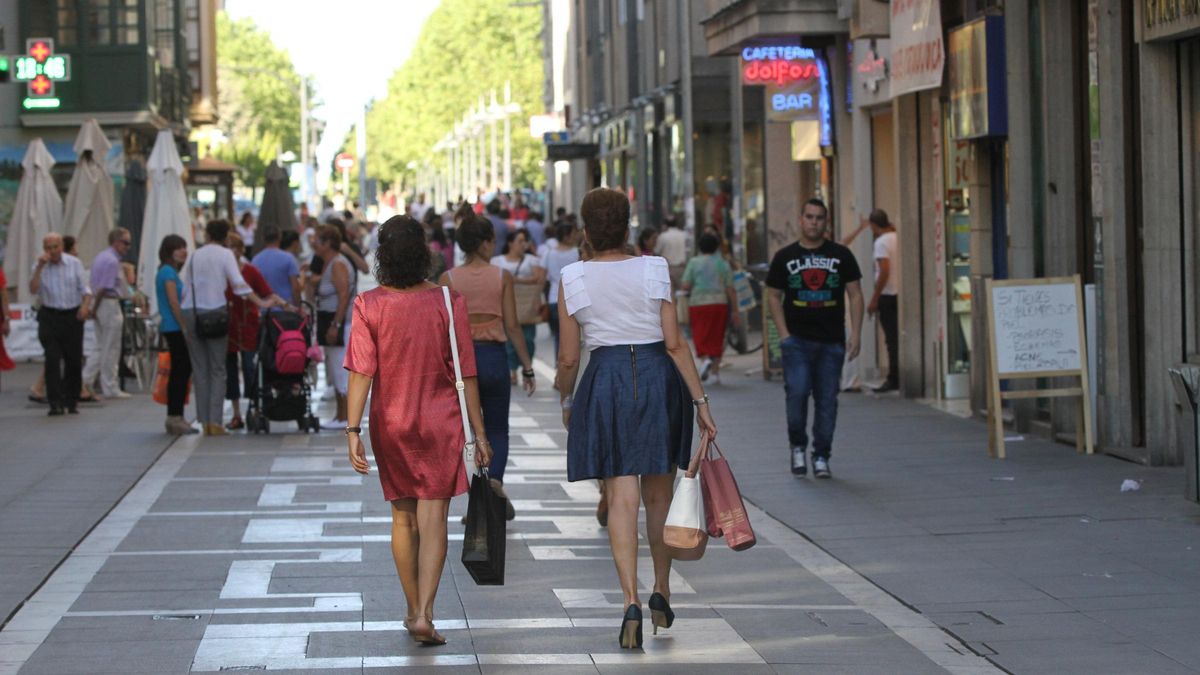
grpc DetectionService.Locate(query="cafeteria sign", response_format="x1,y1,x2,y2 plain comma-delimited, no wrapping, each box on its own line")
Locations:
741,44,827,123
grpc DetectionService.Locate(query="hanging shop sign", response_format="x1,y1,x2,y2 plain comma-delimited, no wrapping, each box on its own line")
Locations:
890,0,944,97
851,39,892,108
741,44,821,87
14,37,71,110
1138,0,1200,41
947,16,1008,140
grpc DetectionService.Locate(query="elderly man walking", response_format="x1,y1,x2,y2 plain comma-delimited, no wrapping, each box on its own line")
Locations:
30,234,93,415
82,228,133,400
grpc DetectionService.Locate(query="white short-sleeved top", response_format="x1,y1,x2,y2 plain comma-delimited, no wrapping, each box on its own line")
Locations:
180,243,252,310
561,256,672,350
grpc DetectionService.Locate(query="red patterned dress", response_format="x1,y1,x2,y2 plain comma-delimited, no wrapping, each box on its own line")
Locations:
343,286,476,500
0,269,14,371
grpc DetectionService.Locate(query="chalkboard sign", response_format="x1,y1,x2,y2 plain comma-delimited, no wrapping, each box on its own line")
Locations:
990,281,1083,375
984,275,1093,458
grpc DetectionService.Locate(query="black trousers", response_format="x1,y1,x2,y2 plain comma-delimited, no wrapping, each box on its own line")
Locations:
164,331,192,416
38,307,84,408
878,294,899,387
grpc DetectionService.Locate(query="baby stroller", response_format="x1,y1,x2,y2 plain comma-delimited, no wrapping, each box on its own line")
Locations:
246,303,320,434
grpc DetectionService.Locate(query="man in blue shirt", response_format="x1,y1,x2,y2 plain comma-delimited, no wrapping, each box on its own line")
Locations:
250,224,302,304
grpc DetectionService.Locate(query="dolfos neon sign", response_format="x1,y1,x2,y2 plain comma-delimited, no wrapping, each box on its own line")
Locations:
741,45,819,87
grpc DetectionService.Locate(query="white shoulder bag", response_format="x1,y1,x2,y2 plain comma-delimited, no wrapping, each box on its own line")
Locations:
443,287,479,475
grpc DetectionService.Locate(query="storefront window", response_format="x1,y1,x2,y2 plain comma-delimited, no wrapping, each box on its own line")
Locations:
742,119,766,265
945,116,973,376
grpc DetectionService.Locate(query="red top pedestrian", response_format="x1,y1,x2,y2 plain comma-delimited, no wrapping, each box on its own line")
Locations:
344,286,476,500
225,261,272,353
0,269,14,371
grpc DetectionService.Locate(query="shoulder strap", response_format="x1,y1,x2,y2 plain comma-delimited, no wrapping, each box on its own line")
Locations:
443,286,477,476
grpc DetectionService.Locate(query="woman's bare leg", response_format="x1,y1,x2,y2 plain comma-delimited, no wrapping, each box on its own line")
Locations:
640,472,676,597
389,499,419,621
414,498,450,620
605,475,642,607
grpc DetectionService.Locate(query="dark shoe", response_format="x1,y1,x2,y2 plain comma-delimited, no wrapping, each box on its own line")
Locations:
489,479,516,521
48,406,65,416
77,395,100,403
28,394,48,404
813,457,831,479
67,406,79,414
618,604,643,649
791,446,807,477
225,417,245,431
648,592,674,635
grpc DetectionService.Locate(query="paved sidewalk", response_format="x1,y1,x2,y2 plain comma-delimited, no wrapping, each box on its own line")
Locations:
0,363,175,626
712,349,1200,673
2,339,1198,673
1,356,996,674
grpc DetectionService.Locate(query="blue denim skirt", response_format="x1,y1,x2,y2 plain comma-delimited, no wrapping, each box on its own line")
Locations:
567,341,693,481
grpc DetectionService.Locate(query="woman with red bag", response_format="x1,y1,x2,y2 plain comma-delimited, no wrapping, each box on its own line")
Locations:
556,188,717,650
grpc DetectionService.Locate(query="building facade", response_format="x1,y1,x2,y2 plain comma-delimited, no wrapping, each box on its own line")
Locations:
0,0,220,260
551,0,1199,466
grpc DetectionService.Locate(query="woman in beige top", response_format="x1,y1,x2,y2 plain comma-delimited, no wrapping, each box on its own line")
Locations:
439,210,535,518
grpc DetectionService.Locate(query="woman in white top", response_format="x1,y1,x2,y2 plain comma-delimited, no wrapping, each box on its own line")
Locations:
181,219,279,436
540,223,581,358
556,188,716,649
491,228,546,384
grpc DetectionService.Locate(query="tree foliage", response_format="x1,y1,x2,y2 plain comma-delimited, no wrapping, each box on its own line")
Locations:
214,12,312,191
356,0,545,192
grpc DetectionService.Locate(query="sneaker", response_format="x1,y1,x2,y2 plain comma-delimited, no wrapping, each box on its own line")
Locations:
871,382,899,393
108,390,132,400
320,418,346,431
709,370,722,386
791,447,807,476
699,357,712,382
813,457,831,479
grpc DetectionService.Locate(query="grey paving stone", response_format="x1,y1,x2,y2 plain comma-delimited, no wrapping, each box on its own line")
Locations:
20,637,198,674
986,637,1197,674
481,666,599,675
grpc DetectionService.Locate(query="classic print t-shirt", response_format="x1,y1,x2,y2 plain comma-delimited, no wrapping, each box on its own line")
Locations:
766,239,862,344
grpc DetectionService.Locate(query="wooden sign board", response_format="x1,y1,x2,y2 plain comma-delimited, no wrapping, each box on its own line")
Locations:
985,275,1093,458
762,298,783,380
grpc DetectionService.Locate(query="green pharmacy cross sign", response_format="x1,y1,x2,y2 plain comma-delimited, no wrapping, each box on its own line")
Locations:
14,38,71,109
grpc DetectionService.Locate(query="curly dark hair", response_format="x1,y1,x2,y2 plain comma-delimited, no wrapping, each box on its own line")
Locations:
456,212,495,260
580,187,630,252
205,218,231,244
374,215,430,288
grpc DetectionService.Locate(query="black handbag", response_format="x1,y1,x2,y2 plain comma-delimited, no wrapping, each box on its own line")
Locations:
188,252,229,338
443,287,506,585
461,471,507,585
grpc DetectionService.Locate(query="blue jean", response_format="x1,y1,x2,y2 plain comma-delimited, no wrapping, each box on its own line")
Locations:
474,341,511,481
506,324,536,371
225,350,258,401
781,336,845,459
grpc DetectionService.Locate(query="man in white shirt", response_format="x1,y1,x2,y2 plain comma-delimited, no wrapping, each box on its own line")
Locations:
30,233,93,415
866,210,899,392
653,215,688,288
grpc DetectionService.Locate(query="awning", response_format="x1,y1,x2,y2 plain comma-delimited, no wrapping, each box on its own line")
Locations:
701,0,846,56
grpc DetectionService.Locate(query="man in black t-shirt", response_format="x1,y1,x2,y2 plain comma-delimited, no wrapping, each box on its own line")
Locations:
766,198,864,479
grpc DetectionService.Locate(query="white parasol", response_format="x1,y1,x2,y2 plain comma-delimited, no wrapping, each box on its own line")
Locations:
3,139,63,304
62,118,115,265
138,129,193,316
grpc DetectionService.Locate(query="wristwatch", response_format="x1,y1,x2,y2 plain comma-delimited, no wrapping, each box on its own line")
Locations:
344,426,362,436
692,394,710,407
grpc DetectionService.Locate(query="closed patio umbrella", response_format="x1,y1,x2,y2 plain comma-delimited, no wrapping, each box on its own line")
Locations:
258,161,297,231
3,139,63,304
138,130,193,316
118,159,147,264
62,118,115,265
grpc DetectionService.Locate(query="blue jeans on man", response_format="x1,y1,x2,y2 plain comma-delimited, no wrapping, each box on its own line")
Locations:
781,336,845,459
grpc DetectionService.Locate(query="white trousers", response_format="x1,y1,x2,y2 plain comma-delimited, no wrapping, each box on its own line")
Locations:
82,299,123,395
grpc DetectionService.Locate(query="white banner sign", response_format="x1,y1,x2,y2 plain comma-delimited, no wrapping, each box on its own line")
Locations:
6,303,97,362
890,0,945,97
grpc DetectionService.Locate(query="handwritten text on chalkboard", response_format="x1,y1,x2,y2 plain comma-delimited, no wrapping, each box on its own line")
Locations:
991,284,1082,374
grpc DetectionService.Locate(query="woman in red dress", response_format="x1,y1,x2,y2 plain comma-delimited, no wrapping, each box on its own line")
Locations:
0,268,16,385
344,215,491,647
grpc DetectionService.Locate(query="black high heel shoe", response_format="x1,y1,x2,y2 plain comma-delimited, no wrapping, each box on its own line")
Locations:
618,604,643,649
648,592,674,635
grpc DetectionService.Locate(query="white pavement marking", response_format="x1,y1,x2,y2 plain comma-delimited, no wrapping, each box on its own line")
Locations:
0,433,201,675
746,502,1002,674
